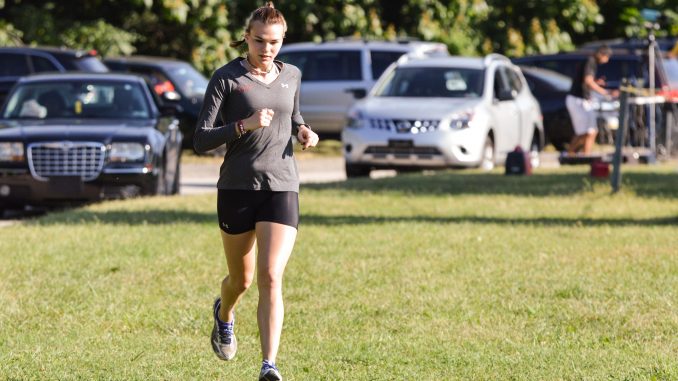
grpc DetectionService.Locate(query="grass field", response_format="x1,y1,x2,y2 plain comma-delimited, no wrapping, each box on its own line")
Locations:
1,165,677,380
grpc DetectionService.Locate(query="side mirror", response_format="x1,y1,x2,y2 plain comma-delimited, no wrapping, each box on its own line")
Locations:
496,89,516,101
345,88,367,99
161,90,182,102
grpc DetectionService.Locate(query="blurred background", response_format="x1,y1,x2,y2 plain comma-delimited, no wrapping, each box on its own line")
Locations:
1,0,677,76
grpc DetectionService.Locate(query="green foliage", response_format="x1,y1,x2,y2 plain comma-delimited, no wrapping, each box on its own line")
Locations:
1,0,677,74
0,21,22,46
61,20,139,57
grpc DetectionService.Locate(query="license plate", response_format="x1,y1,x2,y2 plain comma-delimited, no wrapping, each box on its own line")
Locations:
49,176,83,194
388,139,414,149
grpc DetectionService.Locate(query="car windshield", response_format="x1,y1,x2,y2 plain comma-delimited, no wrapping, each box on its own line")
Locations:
374,67,484,98
164,63,209,97
2,80,150,120
597,58,644,88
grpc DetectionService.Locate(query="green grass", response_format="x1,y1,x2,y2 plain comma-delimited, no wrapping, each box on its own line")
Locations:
1,165,677,380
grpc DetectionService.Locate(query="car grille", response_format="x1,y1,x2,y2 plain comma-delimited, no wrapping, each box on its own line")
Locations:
369,118,440,134
365,146,442,158
27,142,106,181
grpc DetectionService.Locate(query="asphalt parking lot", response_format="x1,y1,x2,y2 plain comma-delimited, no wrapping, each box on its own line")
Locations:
180,156,348,195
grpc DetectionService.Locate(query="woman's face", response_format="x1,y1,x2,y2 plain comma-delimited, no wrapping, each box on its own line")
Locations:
245,21,285,68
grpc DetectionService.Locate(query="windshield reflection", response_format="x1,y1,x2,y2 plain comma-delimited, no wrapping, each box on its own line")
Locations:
165,63,209,97
2,81,150,120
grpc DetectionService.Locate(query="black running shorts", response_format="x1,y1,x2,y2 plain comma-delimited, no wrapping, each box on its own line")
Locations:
217,190,299,234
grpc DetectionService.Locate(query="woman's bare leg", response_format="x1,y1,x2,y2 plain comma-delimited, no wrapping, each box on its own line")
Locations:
219,230,257,322
255,221,297,363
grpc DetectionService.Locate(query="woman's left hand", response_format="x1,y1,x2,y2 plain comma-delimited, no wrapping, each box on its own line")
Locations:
297,125,319,150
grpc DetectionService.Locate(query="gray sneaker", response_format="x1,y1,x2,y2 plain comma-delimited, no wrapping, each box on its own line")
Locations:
211,297,237,361
259,361,282,381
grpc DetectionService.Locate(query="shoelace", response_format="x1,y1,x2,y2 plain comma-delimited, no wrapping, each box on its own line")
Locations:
261,362,278,372
217,321,233,344
261,363,279,373
214,300,234,345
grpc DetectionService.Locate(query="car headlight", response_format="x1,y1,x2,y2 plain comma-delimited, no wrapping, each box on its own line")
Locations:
447,110,475,129
346,110,366,129
108,143,147,163
0,142,24,162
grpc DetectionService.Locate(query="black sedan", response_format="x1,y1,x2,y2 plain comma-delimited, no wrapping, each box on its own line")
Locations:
0,73,182,212
519,66,574,151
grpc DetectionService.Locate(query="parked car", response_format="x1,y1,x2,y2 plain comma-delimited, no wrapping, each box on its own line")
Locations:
0,73,182,213
104,56,209,149
579,37,677,53
0,46,108,106
341,54,544,177
512,49,678,92
519,66,573,150
277,38,448,136
514,50,678,150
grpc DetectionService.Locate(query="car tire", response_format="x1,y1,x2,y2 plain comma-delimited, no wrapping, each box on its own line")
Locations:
345,163,371,178
154,158,168,196
479,136,495,171
170,159,181,195
551,139,567,152
529,134,541,169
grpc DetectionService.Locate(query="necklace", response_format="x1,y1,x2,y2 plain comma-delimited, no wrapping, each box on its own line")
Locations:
244,55,276,76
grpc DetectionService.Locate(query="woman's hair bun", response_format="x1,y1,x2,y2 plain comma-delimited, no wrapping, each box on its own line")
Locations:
265,1,274,8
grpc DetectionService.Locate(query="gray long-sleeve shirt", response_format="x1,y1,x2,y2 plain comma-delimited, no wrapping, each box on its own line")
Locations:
194,57,305,192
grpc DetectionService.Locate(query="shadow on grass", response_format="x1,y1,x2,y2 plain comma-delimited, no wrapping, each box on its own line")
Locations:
30,209,216,227
22,168,678,227
27,208,678,228
300,214,678,227
303,171,678,198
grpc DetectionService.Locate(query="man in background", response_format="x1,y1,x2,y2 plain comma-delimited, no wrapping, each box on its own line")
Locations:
566,45,615,155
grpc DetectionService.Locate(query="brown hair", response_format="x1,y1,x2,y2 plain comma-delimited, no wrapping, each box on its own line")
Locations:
230,1,287,48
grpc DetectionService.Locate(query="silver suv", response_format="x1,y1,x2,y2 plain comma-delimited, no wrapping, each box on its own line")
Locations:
341,54,545,177
277,39,448,135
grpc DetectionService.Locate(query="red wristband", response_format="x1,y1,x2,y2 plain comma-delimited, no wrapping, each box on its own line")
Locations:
237,120,246,137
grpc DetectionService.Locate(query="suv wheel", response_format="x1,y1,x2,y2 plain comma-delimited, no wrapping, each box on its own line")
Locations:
345,163,371,178
529,134,541,169
170,160,181,195
552,139,567,152
479,136,495,171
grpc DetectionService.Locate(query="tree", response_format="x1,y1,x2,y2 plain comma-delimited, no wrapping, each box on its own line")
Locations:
1,0,677,75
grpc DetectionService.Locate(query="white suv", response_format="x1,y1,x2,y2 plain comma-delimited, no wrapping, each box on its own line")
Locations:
277,39,448,135
341,54,544,177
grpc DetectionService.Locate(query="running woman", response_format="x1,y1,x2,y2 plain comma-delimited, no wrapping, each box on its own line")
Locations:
193,2,318,380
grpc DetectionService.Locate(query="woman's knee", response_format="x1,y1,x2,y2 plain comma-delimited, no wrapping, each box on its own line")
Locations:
225,274,254,293
257,268,283,290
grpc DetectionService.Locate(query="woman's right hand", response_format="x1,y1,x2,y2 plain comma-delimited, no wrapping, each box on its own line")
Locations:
242,108,275,132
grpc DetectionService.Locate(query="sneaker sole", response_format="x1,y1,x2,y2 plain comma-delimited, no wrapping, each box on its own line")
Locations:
259,369,282,381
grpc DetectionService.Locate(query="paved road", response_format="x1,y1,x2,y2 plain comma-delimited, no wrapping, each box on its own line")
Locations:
180,156,348,195
180,153,560,195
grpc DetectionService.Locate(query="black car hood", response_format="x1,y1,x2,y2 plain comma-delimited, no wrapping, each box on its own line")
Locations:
0,119,156,143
